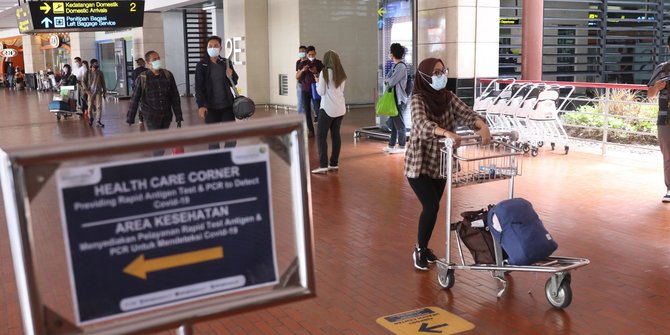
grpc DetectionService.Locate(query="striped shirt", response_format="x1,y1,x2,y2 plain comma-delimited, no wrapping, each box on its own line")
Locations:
647,61,669,125
404,91,484,179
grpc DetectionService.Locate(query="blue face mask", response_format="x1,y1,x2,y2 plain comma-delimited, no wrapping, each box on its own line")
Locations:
298,52,306,58
430,75,447,91
151,60,162,70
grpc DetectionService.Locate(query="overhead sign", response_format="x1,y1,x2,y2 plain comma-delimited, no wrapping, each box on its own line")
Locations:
1,49,17,58
500,18,520,25
16,1,144,33
57,144,277,324
376,307,475,335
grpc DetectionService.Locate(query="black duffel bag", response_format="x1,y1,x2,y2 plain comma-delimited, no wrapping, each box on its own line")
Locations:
227,57,255,120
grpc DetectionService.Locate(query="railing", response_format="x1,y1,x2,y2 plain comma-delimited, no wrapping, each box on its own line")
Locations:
478,79,659,155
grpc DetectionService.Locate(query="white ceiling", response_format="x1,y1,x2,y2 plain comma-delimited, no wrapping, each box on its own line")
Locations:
0,0,20,29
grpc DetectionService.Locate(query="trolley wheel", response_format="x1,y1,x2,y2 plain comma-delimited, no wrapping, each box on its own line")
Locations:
531,148,539,157
545,276,573,309
522,143,531,153
550,142,556,151
537,141,544,148
56,114,61,121
438,268,455,289
564,146,570,155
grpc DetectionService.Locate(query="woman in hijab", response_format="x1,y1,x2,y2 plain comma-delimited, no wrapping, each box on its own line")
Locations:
59,64,78,88
405,57,491,271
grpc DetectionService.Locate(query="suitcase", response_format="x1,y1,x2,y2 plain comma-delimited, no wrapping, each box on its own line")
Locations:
49,100,71,112
487,198,558,265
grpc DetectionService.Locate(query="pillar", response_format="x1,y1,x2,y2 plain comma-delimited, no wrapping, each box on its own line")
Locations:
521,0,543,80
69,32,96,64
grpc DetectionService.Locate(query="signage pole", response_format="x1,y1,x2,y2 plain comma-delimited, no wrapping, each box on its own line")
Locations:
177,324,193,335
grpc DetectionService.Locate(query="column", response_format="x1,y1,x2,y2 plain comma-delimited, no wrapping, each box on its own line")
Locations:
521,0,543,80
69,32,96,64
20,35,45,74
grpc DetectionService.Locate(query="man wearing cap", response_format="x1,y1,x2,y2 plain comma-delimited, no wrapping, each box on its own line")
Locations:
131,58,147,123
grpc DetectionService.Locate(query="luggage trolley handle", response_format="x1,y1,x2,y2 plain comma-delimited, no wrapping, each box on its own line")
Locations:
443,131,519,149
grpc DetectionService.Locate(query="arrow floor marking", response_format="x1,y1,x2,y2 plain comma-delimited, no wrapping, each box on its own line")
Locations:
124,246,224,279
419,322,448,333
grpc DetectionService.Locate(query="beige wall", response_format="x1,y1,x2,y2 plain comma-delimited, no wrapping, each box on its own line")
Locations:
268,0,300,106
298,0,377,105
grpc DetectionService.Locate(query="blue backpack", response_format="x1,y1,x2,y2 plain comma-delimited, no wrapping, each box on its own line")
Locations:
487,198,558,265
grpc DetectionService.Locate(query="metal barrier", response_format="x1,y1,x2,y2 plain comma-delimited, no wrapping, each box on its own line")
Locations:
478,79,659,155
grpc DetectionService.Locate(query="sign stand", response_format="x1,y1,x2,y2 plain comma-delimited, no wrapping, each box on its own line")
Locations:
0,115,315,335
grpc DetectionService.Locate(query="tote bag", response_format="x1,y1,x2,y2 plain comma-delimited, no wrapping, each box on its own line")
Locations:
376,87,398,117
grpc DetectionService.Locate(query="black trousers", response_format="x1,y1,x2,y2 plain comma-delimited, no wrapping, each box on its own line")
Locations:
316,109,343,168
407,175,447,249
205,106,237,149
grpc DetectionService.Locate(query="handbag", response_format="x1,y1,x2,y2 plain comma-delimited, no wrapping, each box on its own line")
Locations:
226,58,255,120
376,86,398,117
311,82,321,100
457,207,497,264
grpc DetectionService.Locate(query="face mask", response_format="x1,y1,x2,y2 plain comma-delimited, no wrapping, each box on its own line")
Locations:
298,52,306,58
151,60,162,70
308,56,315,62
430,75,447,91
207,48,221,58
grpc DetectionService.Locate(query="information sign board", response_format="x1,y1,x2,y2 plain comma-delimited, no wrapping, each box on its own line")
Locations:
56,144,277,324
16,1,144,33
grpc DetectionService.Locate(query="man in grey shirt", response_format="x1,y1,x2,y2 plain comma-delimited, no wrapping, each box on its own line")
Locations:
647,35,670,203
195,35,239,149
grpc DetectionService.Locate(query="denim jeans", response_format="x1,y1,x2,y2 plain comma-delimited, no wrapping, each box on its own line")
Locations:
144,118,173,156
388,102,406,147
316,109,343,168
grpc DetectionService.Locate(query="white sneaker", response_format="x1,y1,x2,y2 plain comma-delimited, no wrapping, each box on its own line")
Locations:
311,167,329,174
390,147,406,154
328,165,339,171
382,146,394,153
663,191,670,203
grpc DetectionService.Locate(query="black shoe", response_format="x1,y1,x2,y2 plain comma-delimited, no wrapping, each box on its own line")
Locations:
413,247,429,271
424,248,438,263
88,118,93,127
95,121,104,128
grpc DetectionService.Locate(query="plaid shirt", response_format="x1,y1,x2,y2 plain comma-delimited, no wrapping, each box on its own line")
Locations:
404,92,484,179
127,70,183,124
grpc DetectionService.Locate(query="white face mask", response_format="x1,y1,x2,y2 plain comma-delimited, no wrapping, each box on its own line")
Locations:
308,56,315,62
419,70,448,91
207,47,221,58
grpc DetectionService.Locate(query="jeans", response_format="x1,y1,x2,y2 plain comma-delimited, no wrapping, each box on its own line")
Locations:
297,83,304,114
144,118,173,156
316,109,344,168
389,102,406,147
301,90,320,134
205,106,237,149
407,175,447,249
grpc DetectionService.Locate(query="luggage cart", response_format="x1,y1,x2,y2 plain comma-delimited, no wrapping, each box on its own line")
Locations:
49,85,81,121
435,133,589,309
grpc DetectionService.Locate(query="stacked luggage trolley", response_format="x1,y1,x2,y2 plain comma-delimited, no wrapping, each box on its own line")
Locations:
436,132,590,309
474,79,575,157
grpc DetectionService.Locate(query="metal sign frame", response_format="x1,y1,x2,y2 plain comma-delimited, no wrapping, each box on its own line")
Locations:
0,115,316,335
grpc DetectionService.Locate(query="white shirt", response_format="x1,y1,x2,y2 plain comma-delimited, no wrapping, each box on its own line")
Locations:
316,68,346,118
72,63,87,81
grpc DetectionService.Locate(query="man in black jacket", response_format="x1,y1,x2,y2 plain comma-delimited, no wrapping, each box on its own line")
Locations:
195,35,239,149
131,58,147,123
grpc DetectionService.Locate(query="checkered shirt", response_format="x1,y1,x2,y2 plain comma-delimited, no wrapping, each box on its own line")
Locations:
404,92,484,179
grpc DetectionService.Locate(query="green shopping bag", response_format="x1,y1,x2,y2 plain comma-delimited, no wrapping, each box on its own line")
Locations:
376,87,398,117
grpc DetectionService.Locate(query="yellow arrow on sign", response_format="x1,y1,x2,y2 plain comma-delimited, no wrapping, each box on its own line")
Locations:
378,7,386,17
40,2,51,14
123,246,224,280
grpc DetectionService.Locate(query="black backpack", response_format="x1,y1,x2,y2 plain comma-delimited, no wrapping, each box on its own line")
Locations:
392,62,414,96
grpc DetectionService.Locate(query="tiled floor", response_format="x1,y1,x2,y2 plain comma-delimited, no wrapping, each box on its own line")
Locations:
1,87,670,334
